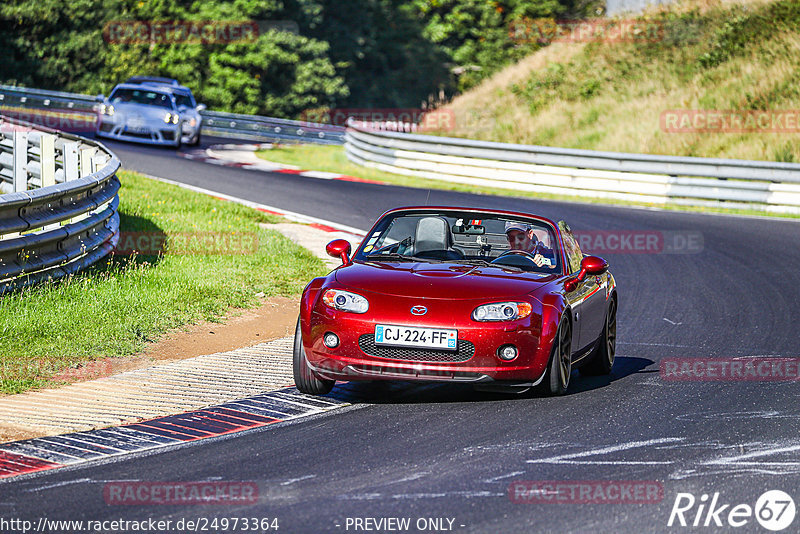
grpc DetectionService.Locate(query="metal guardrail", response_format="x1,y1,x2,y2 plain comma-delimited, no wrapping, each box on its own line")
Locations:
0,114,120,293
0,84,345,145
201,109,345,145
345,121,800,214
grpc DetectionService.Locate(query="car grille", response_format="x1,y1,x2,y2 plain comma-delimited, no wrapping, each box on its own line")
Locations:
358,334,475,363
124,130,151,138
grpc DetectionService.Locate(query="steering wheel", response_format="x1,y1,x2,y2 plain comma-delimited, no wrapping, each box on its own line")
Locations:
490,249,551,272
495,249,536,260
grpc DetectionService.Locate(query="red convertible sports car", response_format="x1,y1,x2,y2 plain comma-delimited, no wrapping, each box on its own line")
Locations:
293,206,617,396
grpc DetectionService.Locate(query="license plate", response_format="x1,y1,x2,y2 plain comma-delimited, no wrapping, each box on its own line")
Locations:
126,117,147,132
375,324,457,351
126,126,149,134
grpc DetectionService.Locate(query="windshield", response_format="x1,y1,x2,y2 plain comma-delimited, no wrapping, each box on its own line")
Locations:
109,88,175,109
173,92,195,108
355,211,562,273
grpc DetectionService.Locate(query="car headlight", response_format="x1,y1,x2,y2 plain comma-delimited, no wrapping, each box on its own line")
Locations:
99,104,114,116
472,302,532,322
322,289,369,314
164,113,179,124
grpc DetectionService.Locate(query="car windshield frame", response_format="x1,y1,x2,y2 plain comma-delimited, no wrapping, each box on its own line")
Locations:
354,210,564,275
169,91,196,109
109,87,176,110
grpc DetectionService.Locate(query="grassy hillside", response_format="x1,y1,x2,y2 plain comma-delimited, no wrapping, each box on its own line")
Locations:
435,0,800,162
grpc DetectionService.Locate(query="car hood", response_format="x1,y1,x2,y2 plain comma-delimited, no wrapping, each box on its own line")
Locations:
334,261,558,300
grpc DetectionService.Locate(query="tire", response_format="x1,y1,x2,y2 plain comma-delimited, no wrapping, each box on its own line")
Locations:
580,298,617,376
539,315,572,396
292,316,334,395
190,131,201,146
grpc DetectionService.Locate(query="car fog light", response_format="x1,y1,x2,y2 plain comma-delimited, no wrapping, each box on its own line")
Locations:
323,332,340,348
498,344,518,361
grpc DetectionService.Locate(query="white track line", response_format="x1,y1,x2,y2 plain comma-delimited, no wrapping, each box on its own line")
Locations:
140,172,367,237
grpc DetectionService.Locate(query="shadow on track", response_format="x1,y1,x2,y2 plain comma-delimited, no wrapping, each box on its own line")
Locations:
324,356,653,405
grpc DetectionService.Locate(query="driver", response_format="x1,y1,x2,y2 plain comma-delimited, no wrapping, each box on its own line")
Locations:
505,221,555,268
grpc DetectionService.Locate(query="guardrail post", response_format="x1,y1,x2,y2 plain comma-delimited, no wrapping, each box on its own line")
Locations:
71,147,98,223
91,154,106,173
40,133,56,187
64,142,79,181
80,147,96,178
13,131,28,192
62,141,82,223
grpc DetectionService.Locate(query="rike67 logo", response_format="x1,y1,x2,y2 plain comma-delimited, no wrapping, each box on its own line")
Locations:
668,490,795,531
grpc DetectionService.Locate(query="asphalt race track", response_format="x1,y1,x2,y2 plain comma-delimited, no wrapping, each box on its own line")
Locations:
2,137,799,533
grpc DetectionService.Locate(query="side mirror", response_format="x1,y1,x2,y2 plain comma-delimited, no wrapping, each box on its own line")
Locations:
196,103,207,112
565,255,608,292
582,255,609,275
95,94,105,102
326,239,352,266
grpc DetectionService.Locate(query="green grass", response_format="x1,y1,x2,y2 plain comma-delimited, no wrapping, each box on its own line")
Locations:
258,144,800,219
0,170,327,395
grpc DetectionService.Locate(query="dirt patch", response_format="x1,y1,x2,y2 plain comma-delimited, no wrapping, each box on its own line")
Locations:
0,424,49,444
143,295,299,361
0,296,299,444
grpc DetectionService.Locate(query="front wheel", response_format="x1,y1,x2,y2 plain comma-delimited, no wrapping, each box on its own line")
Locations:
580,298,617,376
539,315,572,396
292,316,334,395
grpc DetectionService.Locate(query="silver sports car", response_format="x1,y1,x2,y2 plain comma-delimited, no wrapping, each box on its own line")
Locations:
95,77,205,147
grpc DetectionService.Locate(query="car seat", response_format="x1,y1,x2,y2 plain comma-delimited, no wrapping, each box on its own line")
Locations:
412,217,464,260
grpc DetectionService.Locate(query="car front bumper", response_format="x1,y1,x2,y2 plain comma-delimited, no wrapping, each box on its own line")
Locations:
97,119,181,146
303,306,552,386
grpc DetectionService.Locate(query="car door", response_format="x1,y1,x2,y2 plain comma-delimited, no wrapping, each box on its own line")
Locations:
558,222,586,353
577,265,607,351
559,222,607,352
